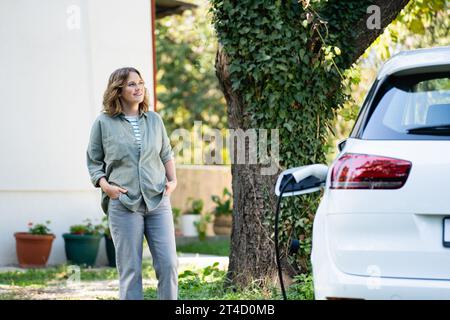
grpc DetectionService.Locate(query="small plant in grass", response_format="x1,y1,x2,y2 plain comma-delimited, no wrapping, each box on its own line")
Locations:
179,263,224,283
177,262,226,298
286,273,315,300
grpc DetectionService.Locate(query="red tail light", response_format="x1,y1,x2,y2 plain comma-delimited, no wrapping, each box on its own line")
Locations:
331,153,412,189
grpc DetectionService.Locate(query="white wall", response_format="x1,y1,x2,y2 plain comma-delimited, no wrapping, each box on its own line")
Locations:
0,0,154,266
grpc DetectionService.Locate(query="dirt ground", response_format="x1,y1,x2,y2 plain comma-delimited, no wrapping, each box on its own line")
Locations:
0,278,158,300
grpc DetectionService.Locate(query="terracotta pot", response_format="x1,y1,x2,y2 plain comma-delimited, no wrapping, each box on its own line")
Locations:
213,215,232,236
175,228,183,237
14,232,55,268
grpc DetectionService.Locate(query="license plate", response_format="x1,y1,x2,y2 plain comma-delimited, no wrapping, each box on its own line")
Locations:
443,217,450,248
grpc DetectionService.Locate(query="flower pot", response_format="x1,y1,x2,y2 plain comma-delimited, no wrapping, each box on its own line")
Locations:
180,214,201,237
213,215,232,236
174,228,183,237
62,233,102,267
104,234,116,268
14,232,55,268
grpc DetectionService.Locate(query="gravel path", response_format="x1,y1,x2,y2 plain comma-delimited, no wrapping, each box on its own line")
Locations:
0,279,161,300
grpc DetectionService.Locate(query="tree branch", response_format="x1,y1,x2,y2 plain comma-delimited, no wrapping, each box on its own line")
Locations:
349,0,410,65
318,0,410,68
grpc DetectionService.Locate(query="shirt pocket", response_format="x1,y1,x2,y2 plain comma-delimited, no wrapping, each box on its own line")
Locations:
103,134,128,161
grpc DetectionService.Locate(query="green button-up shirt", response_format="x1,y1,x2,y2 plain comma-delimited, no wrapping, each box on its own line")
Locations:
86,110,174,215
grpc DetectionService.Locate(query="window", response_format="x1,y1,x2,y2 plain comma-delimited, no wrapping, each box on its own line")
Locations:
361,72,450,140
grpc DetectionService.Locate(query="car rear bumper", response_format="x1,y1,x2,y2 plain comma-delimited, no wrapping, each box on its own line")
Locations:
312,238,450,300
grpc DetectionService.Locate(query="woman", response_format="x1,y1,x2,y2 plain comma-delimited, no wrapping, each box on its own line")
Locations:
86,67,178,300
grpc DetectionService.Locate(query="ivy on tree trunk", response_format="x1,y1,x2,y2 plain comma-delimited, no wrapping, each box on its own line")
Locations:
211,0,410,288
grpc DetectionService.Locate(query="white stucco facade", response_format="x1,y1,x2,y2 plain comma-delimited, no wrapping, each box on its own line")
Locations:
0,0,154,266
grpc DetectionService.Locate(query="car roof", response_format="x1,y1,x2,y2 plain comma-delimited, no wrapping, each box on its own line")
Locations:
377,46,450,80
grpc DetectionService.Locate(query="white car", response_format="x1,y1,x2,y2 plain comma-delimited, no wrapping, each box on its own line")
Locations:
276,46,450,299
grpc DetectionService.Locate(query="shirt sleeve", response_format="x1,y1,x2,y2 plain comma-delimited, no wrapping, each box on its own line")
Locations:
157,113,174,164
86,118,106,188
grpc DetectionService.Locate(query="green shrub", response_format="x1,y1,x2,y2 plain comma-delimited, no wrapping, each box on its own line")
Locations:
194,213,213,241
186,198,204,215
211,188,232,217
286,273,315,300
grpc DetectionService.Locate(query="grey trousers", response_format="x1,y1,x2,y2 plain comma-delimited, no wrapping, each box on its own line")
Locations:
108,195,178,300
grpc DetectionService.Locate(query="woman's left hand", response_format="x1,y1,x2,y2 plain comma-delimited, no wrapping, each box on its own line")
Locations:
165,180,177,196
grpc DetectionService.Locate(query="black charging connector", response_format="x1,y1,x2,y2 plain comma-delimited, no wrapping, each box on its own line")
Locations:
275,174,295,300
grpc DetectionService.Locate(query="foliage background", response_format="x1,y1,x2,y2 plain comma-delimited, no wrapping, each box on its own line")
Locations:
156,1,233,164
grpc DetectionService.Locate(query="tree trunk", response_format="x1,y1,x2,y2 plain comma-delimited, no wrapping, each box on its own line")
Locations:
214,1,410,288
215,46,282,287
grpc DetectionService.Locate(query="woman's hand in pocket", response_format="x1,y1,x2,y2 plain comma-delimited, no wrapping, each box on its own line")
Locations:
165,180,177,196
103,184,128,200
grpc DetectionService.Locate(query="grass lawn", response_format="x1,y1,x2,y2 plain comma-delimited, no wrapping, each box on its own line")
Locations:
0,264,119,287
0,261,314,300
145,263,314,300
176,238,230,256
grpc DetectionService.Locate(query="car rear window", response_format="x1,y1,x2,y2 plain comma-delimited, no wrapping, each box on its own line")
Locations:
361,71,450,140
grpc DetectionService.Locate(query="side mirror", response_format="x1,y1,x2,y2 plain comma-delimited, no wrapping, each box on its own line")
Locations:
275,164,328,197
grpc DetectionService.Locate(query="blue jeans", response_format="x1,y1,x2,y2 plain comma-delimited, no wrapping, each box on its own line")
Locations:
108,195,178,300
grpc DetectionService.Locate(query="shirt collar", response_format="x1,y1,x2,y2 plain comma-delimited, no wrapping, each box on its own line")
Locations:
115,110,147,119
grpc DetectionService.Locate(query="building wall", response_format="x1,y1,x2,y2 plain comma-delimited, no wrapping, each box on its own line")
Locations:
0,0,154,266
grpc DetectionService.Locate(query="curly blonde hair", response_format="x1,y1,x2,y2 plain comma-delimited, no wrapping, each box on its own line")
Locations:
102,67,150,116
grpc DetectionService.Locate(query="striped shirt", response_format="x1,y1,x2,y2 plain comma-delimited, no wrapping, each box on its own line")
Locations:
124,115,142,151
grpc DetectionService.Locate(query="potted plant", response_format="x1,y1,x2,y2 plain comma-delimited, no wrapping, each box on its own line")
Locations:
212,188,233,236
14,220,55,268
194,213,213,241
181,198,203,237
62,219,103,267
172,207,183,237
102,216,115,268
